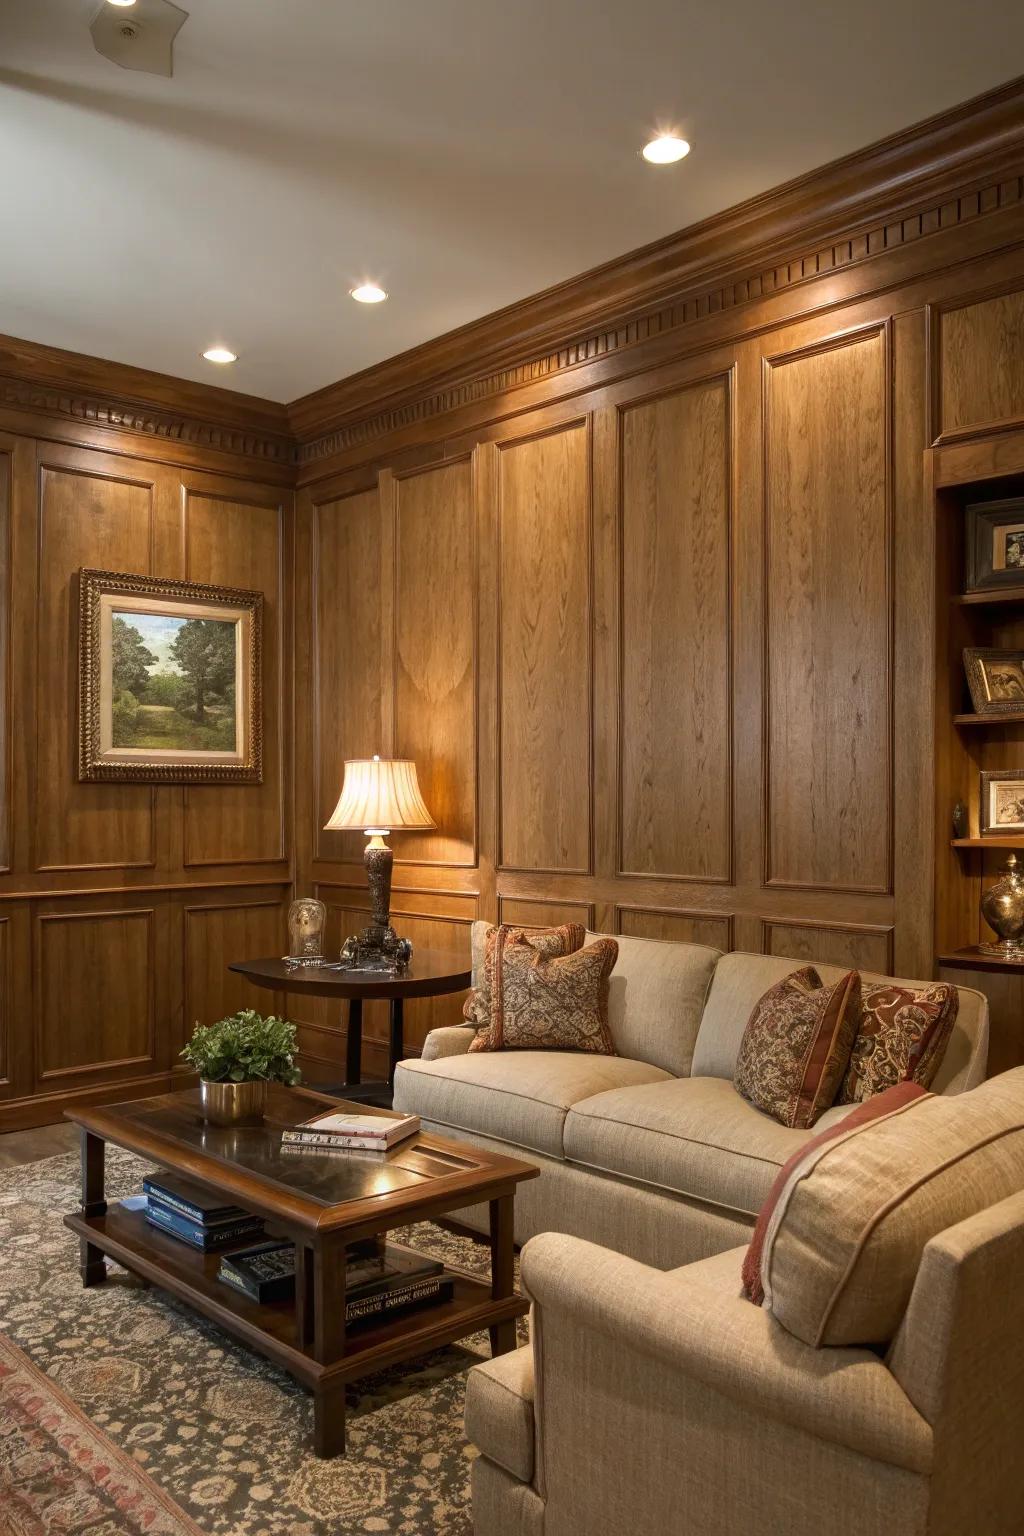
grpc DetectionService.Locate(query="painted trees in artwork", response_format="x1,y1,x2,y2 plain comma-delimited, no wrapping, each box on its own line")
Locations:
170,618,236,724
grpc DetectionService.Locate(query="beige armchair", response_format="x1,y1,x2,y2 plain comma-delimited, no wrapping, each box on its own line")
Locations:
465,1190,1024,1536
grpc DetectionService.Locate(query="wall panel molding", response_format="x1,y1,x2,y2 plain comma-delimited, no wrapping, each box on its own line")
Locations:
760,917,895,973
614,904,734,950
35,906,156,1083
928,280,1024,445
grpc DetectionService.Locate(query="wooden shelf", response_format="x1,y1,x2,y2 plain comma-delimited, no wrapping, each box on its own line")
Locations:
952,586,1024,607
938,946,1024,972
953,712,1024,726
951,836,1024,849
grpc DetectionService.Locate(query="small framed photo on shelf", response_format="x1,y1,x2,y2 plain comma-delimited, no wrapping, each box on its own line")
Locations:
963,648,1024,715
980,771,1024,836
965,497,1024,592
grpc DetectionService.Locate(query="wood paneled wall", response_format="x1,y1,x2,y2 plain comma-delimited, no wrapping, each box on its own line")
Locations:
292,82,1024,1074
0,399,293,1128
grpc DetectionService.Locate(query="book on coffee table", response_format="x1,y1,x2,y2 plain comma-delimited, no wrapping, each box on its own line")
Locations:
280,1109,420,1152
218,1238,451,1322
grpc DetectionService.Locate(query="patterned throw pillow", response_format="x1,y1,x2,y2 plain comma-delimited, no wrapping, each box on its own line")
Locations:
734,966,861,1129
466,923,585,1051
488,934,619,1054
838,981,958,1104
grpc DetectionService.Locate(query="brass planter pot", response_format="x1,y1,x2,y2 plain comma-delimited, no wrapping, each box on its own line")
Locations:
199,1078,268,1126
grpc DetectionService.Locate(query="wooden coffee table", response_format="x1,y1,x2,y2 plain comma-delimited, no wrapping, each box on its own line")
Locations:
63,1085,538,1458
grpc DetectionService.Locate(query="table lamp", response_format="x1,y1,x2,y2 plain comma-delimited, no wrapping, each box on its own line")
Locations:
324,755,436,969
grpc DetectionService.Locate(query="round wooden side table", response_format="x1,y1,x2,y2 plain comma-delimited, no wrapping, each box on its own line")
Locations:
228,950,472,1106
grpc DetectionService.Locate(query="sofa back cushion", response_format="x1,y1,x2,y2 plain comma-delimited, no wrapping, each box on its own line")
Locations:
578,931,720,1076
759,1067,1024,1347
692,951,989,1095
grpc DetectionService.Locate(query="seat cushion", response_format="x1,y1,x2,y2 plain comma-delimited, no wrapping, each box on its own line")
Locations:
464,1346,535,1482
670,1244,747,1295
393,1051,672,1159
563,1076,856,1217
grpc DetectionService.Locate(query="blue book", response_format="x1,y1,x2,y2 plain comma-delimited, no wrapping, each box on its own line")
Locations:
142,1173,250,1227
144,1198,263,1251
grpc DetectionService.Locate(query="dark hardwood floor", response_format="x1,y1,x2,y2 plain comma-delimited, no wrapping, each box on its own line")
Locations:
0,1122,78,1168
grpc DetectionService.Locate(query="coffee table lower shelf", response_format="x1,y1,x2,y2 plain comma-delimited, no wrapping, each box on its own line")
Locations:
64,1202,527,1429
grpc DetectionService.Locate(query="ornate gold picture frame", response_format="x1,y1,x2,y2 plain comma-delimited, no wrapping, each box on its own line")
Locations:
78,568,263,783
963,647,1024,717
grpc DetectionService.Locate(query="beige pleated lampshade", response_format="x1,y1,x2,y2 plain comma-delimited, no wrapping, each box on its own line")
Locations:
324,757,436,833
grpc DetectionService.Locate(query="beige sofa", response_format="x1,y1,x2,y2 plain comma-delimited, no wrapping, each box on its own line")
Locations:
394,929,990,1269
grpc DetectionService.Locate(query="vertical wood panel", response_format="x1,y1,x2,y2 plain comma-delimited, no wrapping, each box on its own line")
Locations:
183,488,286,866
0,919,8,1085
391,460,477,866
498,423,591,873
314,489,382,863
764,325,891,892
184,898,288,1029
35,463,155,871
937,288,1024,439
0,451,10,872
36,908,155,1080
619,375,731,880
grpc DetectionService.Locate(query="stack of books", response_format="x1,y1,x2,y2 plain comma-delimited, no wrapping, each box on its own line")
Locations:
280,1109,420,1152
142,1172,265,1252
218,1238,453,1324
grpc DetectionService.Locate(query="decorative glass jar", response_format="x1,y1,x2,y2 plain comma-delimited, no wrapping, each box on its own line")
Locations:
287,897,327,964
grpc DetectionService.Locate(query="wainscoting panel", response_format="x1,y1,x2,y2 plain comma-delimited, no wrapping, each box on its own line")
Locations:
35,459,156,873
35,906,156,1085
313,487,383,864
182,485,286,868
498,897,595,930
390,459,477,867
0,451,9,874
763,324,892,895
615,905,734,950
618,374,732,882
183,896,289,1033
934,285,1024,441
761,918,894,973
497,422,592,874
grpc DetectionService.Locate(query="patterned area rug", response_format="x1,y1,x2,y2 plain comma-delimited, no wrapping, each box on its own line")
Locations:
0,1147,523,1534
0,1330,203,1535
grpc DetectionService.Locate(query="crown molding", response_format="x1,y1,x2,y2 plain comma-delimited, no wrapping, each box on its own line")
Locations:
289,75,1024,460
0,332,293,467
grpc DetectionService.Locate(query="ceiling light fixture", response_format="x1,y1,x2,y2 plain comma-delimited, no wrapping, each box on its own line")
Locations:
350,283,388,304
106,0,138,7
202,346,237,364
642,134,691,165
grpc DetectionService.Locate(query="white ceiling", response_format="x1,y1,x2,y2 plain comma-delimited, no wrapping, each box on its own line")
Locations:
1,0,1022,403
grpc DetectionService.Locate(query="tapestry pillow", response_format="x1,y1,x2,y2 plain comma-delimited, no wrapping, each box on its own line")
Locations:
733,966,861,1129
757,1066,1024,1346
488,935,619,1054
742,1082,928,1304
466,923,585,1051
838,981,958,1104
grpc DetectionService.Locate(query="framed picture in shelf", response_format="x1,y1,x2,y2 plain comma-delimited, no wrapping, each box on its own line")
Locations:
980,771,1024,836
965,497,1024,591
77,568,263,783
963,648,1024,715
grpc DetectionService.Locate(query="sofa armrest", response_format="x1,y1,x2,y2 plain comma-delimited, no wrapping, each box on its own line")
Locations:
465,1344,535,1482
522,1232,931,1475
420,1024,476,1060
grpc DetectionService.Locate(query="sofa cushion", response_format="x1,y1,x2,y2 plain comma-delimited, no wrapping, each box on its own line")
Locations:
584,929,721,1076
485,935,618,1054
670,1244,747,1295
692,950,989,1093
733,966,860,1128
838,981,958,1103
464,1346,535,1483
562,1076,857,1217
467,921,585,1048
761,1067,1024,1347
393,1051,671,1159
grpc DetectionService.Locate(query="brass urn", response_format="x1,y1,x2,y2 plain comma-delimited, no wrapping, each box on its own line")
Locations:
980,852,1024,957
198,1079,268,1127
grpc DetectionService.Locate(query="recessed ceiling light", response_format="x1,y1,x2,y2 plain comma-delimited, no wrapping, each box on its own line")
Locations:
350,283,388,304
106,0,137,7
202,346,237,364
642,134,691,165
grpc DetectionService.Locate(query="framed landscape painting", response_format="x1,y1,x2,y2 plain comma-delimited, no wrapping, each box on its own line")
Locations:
78,569,263,783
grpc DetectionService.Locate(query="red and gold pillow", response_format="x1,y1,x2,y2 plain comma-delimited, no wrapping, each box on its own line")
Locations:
838,982,958,1104
466,923,585,1051
733,966,860,1129
489,935,619,1054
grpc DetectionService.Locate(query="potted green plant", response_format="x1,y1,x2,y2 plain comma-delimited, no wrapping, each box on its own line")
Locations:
180,1010,301,1126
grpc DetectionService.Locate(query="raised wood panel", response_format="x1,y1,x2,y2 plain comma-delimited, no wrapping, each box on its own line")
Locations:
615,905,733,950
936,287,1024,440
619,376,732,881
0,451,10,872
183,489,285,867
764,325,892,894
0,919,8,1085
498,423,591,873
762,918,894,973
35,464,155,871
314,488,382,863
498,897,594,930
36,908,155,1081
184,898,288,1030
391,460,477,866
